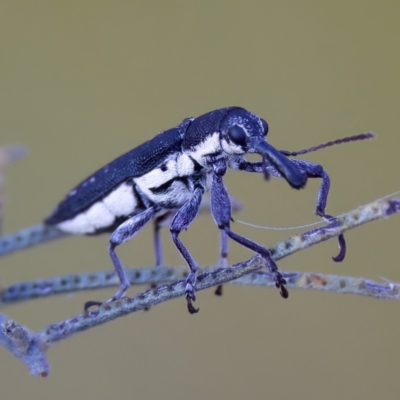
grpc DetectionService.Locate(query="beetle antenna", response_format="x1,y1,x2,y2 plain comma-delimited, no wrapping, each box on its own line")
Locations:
280,132,375,157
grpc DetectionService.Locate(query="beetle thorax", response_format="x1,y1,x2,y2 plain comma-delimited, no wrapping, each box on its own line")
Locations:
184,132,223,167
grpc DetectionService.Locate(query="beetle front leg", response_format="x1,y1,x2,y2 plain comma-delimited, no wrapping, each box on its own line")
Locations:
170,187,204,314
291,158,346,262
232,157,346,262
232,157,331,215
211,160,288,298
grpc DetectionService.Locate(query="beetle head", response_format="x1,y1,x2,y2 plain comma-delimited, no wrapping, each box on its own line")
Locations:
221,108,307,189
220,108,268,155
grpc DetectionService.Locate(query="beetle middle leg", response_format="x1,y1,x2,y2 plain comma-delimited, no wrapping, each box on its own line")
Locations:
153,199,236,298
170,186,204,314
153,211,175,267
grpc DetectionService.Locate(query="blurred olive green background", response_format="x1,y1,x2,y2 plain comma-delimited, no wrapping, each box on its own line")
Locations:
0,1,399,399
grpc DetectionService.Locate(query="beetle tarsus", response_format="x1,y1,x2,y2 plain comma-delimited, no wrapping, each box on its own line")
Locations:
186,294,199,314
84,300,103,312
274,273,289,298
214,285,223,296
279,284,289,299
332,233,346,262
323,214,347,262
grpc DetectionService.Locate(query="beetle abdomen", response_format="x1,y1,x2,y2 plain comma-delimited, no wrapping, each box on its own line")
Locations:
45,120,189,226
53,180,143,235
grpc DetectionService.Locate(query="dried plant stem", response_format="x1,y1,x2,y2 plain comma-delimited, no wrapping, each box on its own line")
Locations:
2,196,399,304
0,196,398,376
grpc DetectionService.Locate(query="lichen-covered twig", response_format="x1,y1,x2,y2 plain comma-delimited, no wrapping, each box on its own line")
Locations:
39,257,265,344
2,196,399,305
0,196,398,376
3,267,400,306
0,313,49,377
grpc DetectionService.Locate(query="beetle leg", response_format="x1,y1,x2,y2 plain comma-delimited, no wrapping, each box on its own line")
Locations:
213,230,229,296
170,186,204,314
153,217,164,268
153,211,175,267
290,158,346,262
84,207,156,311
152,197,239,298
232,157,346,262
211,160,288,298
230,158,281,176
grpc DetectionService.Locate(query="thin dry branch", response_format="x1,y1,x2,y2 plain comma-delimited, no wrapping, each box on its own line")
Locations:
1,196,399,305
0,196,398,376
3,267,400,306
0,315,49,377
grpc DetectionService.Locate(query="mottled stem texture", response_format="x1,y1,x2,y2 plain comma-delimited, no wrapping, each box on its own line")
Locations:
0,196,399,377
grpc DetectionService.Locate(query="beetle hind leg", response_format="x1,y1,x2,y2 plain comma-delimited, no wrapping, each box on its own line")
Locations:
84,207,156,311
107,241,131,301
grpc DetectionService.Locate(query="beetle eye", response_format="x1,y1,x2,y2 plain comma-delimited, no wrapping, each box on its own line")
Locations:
261,119,269,136
228,125,247,146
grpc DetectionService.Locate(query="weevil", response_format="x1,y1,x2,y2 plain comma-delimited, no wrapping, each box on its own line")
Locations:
1,107,373,313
